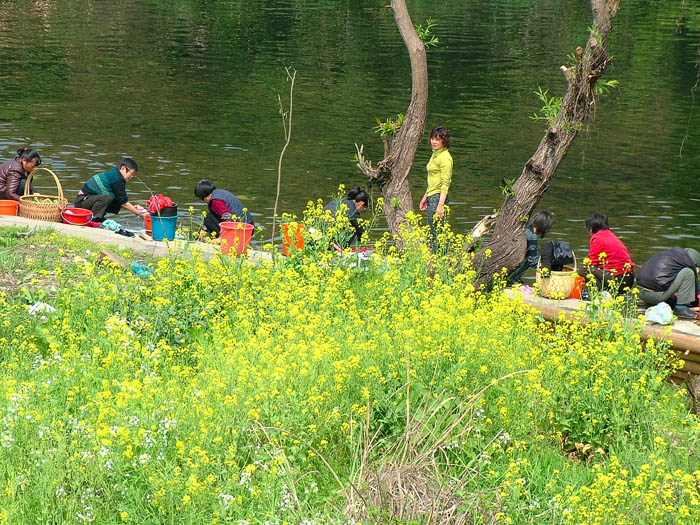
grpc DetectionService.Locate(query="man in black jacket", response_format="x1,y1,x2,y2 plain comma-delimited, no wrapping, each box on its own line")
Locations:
636,247,700,319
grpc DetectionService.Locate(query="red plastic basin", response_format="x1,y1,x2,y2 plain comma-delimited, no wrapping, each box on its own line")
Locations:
61,207,93,225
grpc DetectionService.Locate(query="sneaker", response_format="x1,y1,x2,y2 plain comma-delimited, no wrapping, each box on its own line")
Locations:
673,305,697,319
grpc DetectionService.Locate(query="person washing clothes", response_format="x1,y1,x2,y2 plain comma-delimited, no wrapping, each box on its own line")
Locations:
0,148,41,201
194,180,253,241
579,212,635,295
636,247,700,319
322,187,369,248
508,211,553,284
73,157,147,222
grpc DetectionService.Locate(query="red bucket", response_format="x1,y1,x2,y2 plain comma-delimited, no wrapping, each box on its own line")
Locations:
569,275,586,299
220,222,254,256
0,200,19,216
144,214,152,237
61,207,93,225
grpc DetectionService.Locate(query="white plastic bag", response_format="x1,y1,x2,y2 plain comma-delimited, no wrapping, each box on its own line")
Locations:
644,302,673,325
29,302,56,315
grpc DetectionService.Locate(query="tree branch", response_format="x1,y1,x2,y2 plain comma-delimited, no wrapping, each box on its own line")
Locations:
473,0,619,287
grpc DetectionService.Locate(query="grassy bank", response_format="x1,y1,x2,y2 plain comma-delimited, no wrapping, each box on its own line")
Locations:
0,224,699,524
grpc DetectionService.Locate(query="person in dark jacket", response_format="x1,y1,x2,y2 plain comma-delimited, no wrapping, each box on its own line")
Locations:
194,179,253,240
508,211,553,284
73,158,146,221
0,148,41,201
323,187,369,247
636,247,700,319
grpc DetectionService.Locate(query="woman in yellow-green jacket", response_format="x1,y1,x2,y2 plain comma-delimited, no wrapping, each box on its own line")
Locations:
419,125,453,250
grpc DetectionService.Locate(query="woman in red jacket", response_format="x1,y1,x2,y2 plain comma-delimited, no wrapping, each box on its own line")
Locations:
579,212,635,295
0,148,41,201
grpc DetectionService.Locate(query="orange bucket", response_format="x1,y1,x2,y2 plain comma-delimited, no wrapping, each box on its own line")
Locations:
569,275,586,299
0,200,19,216
144,214,152,237
220,221,254,256
282,223,305,255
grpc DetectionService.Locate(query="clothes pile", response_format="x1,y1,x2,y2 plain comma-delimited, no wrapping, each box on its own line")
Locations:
146,194,175,214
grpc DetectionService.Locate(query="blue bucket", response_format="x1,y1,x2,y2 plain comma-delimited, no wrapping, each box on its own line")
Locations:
150,213,178,241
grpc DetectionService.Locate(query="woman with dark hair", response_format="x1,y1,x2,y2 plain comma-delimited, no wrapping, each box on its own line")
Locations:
419,125,453,249
579,212,635,294
508,210,554,284
0,148,41,201
194,179,253,241
323,186,369,247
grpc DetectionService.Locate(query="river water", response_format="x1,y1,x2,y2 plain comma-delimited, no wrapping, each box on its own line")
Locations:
1,0,699,263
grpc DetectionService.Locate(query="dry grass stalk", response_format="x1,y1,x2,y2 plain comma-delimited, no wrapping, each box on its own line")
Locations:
345,370,531,523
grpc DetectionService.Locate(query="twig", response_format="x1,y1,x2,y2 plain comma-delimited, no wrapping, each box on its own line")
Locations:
271,68,296,245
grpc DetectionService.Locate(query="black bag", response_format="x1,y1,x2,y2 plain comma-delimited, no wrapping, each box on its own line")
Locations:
551,241,574,269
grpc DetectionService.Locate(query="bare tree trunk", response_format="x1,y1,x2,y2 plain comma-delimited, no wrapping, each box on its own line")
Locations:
356,0,428,241
474,0,620,288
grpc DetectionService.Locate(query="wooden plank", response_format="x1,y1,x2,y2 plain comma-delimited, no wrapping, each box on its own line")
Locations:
99,249,128,269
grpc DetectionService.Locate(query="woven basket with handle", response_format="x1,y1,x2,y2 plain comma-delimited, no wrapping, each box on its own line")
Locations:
19,168,68,222
536,251,578,299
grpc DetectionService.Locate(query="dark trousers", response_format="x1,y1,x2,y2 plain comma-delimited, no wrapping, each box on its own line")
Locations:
204,210,223,237
426,193,448,253
638,267,698,306
74,194,119,219
579,266,635,295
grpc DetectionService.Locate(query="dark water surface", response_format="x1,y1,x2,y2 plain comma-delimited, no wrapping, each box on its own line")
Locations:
1,0,699,262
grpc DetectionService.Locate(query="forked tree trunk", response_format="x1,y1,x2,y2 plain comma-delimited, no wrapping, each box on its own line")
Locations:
356,0,428,241
474,0,620,288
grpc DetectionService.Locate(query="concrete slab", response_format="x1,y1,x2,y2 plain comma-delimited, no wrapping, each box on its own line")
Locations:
0,214,272,262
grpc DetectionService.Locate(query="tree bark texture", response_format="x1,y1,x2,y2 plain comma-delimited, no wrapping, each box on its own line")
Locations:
474,0,620,288
356,0,428,241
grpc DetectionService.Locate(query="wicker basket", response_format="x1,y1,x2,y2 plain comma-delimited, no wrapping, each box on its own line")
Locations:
19,168,68,222
536,251,578,299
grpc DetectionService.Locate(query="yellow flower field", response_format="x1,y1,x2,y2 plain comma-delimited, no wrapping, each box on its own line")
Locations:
0,224,699,524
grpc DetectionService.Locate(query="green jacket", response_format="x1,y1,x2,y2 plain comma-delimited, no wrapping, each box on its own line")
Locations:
80,167,129,206
426,147,453,197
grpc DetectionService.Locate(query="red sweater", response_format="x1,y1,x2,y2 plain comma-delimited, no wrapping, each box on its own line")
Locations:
587,229,635,275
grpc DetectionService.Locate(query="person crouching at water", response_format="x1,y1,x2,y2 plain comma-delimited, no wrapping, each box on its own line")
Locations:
194,179,253,241
74,157,147,222
0,148,41,201
636,247,700,319
508,210,553,284
322,187,369,247
579,212,635,295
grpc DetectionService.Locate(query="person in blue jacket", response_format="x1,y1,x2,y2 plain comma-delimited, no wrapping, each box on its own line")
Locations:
508,210,553,284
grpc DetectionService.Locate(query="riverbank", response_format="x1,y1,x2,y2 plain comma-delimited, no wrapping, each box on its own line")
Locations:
0,214,271,263
505,288,700,383
1,226,699,523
